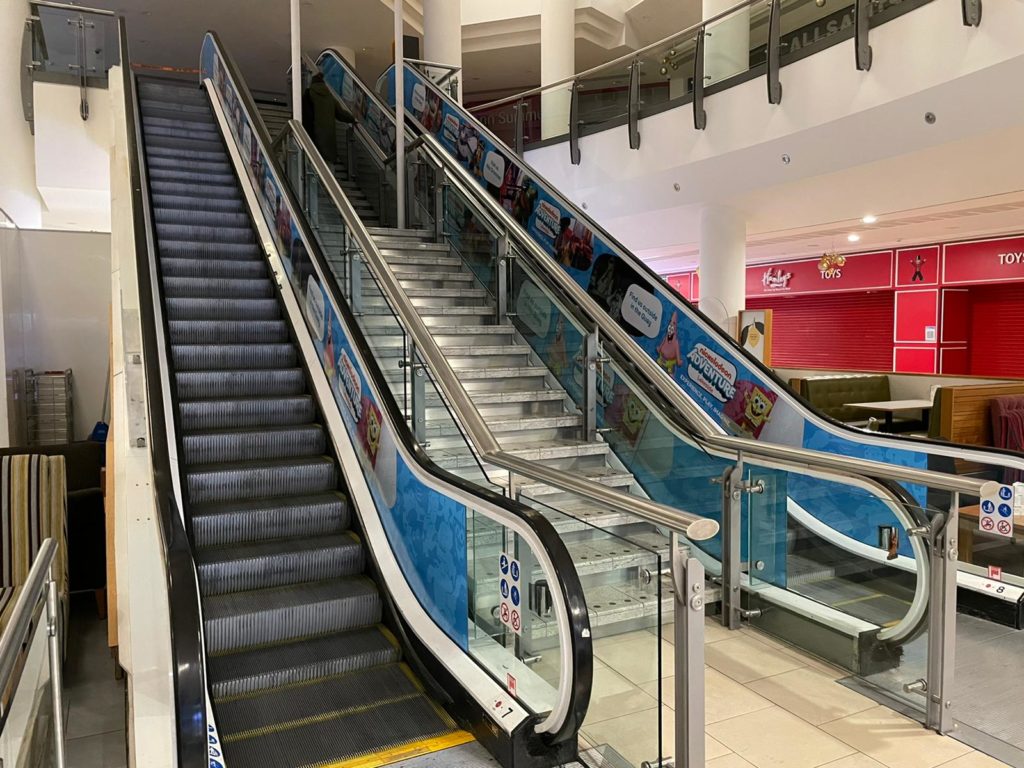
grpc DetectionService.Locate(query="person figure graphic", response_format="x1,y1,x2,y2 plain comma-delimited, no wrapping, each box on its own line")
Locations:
657,312,682,374
911,254,926,282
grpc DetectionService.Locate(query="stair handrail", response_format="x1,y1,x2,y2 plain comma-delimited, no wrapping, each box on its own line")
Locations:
121,15,208,765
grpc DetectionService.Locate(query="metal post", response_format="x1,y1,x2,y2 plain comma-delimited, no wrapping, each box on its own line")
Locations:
583,330,599,441
307,171,319,228
433,166,446,243
350,247,363,315
513,99,526,155
394,0,407,229
496,232,509,321
568,80,581,166
409,343,426,444
854,0,873,71
721,462,743,630
766,0,783,105
962,0,981,27
692,28,707,131
926,492,959,733
627,56,640,150
47,568,67,768
672,531,705,768
290,0,302,121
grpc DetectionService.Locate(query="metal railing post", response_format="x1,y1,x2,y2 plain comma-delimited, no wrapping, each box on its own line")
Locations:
961,0,981,27
349,244,363,315
766,0,783,104
307,170,319,228
721,462,743,629
409,342,427,444
693,28,707,130
514,99,526,155
628,56,641,150
925,492,959,733
583,330,600,441
47,567,67,768
672,531,705,768
496,232,509,321
854,0,873,71
434,166,446,243
568,80,581,166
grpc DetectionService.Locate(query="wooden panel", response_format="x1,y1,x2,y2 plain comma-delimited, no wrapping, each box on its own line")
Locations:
937,382,1024,447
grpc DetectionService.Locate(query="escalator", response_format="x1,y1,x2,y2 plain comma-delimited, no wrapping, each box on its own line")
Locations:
138,75,472,767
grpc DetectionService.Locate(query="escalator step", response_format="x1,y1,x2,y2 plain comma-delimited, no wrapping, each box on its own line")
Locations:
140,98,213,116
219,682,463,768
154,207,250,228
203,576,380,654
171,343,297,371
186,456,337,504
138,84,207,102
149,180,240,198
207,625,399,699
182,424,326,465
175,368,305,400
168,319,287,344
143,115,221,135
162,258,268,281
152,192,243,212
144,134,225,153
155,222,254,244
192,493,348,549
149,168,239,189
197,533,364,596
144,126,223,144
162,276,274,299
166,297,279,322
145,143,225,163
159,240,260,261
179,395,315,431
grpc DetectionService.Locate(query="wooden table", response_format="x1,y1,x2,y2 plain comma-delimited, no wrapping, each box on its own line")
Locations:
845,398,934,431
958,504,1024,564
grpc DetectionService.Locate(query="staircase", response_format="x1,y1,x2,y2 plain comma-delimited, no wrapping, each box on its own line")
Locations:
139,77,470,767
259,103,679,644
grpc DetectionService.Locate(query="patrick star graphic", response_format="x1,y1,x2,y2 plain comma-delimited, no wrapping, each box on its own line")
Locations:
657,312,682,374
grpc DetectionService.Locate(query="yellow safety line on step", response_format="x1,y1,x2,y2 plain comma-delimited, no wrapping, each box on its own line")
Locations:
308,730,475,768
832,593,885,608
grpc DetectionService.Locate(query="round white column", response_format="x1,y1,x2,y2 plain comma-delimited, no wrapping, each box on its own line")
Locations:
703,0,750,84
540,0,574,140
699,205,746,334
423,0,463,102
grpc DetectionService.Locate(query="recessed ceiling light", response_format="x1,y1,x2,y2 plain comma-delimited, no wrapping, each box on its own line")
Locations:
861,214,877,224
847,233,861,242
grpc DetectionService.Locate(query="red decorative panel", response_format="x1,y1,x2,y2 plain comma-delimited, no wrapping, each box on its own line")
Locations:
894,289,938,343
748,292,895,371
941,289,970,344
968,284,1024,377
747,251,893,298
666,273,693,301
894,346,937,374
944,235,1024,285
940,347,969,375
895,246,939,287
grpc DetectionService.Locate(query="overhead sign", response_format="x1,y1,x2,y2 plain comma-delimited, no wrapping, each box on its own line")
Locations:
943,235,1024,286
979,481,1015,539
745,250,893,297
498,552,523,635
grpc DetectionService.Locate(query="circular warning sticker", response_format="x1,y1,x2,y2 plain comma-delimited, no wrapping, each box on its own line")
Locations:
981,516,995,531
997,519,1012,536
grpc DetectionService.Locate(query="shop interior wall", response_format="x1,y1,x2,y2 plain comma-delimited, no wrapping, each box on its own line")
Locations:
3,229,112,444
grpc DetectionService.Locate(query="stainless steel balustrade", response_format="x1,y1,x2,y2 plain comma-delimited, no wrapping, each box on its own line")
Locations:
0,539,66,768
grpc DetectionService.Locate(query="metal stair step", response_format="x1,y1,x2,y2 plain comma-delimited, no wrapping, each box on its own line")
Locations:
175,368,306,400
203,576,380,654
182,424,326,466
207,625,399,699
158,240,261,261
160,258,267,280
191,493,349,549
165,297,280,322
196,533,364,596
179,395,315,431
186,456,337,505
168,319,288,345
155,222,255,245
171,343,298,371
162,276,274,299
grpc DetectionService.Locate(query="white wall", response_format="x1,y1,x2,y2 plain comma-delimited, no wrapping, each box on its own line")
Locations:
34,82,114,232
0,0,44,228
0,225,24,446
7,230,112,443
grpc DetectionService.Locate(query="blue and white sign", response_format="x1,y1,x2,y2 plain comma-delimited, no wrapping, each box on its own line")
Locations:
498,551,522,636
979,481,1014,539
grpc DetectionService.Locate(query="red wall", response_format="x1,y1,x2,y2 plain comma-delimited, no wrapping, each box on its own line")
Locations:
748,293,895,371
968,285,1024,377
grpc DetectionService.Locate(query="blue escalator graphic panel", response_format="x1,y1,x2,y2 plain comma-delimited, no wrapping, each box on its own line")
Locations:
202,36,469,648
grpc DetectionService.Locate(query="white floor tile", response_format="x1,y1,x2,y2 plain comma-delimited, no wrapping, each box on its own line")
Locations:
707,706,856,768
705,634,806,684
747,667,875,726
820,706,973,768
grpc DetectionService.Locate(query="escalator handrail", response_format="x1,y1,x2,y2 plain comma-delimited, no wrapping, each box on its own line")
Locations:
284,119,720,543
379,55,1024,479
204,30,592,744
119,17,208,766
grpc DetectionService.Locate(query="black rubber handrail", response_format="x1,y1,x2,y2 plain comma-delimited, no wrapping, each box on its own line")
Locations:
119,17,208,767
206,30,593,745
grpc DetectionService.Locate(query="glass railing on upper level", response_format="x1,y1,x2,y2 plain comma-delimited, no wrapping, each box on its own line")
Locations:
467,0,953,150
203,32,600,752
22,1,121,126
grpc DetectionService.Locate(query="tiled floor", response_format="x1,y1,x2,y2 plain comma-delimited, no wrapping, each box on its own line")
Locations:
577,620,1014,768
64,596,127,768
